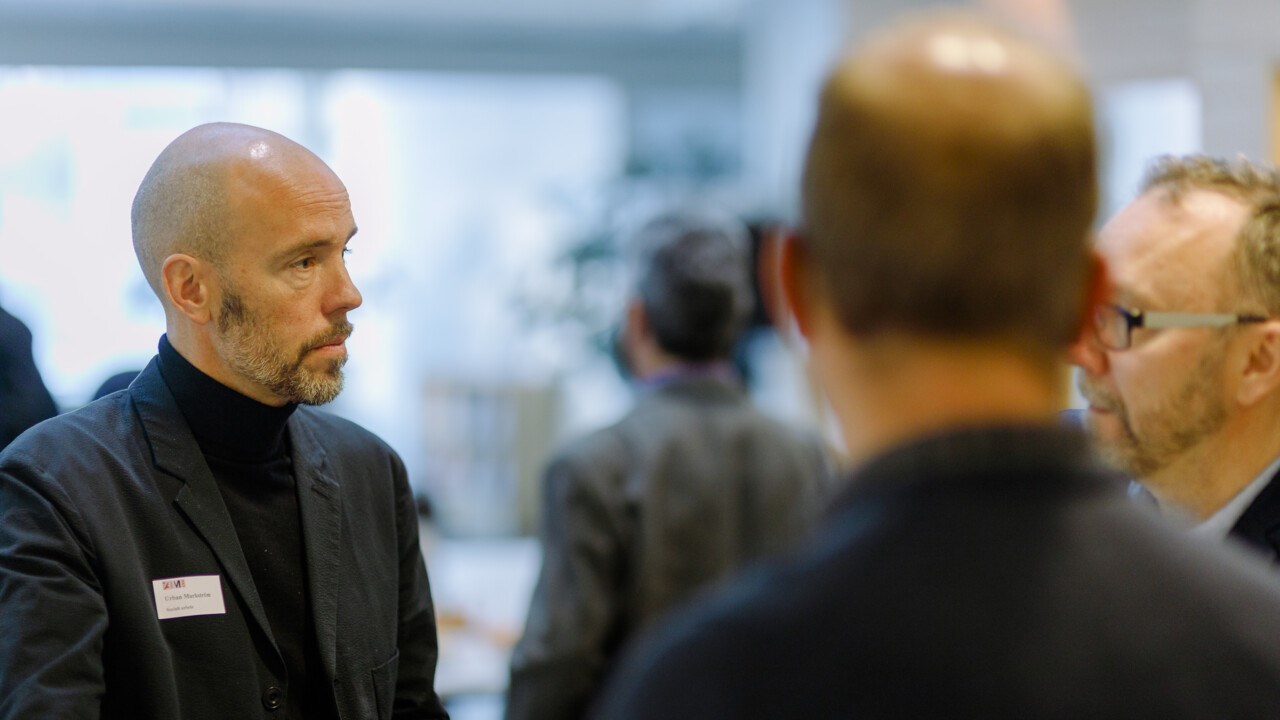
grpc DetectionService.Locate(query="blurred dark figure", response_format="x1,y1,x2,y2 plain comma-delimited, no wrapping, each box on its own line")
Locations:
92,370,140,401
725,220,782,388
0,303,57,449
506,209,831,720
594,10,1280,719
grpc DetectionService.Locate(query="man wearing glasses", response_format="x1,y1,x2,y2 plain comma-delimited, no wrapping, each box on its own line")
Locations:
1073,155,1280,557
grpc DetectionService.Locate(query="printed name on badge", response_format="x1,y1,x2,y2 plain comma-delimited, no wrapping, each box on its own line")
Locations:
151,574,226,620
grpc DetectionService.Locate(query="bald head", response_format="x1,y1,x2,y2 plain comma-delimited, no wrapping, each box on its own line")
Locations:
801,10,1096,351
131,122,335,298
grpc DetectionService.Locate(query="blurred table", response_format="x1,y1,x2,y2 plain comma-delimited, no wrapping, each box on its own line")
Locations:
421,526,541,709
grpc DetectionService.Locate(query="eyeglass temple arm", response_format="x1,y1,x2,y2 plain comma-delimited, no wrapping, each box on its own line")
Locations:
1139,310,1268,329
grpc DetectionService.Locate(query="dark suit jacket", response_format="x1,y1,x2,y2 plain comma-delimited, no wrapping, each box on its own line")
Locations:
594,425,1280,719
0,305,57,449
1066,406,1280,560
506,375,830,720
1231,468,1280,561
0,359,447,720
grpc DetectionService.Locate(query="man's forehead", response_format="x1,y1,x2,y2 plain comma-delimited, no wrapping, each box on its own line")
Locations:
1097,188,1246,307
220,156,354,257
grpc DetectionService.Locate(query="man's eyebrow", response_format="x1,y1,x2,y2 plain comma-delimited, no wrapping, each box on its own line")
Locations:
1112,286,1156,310
272,227,358,263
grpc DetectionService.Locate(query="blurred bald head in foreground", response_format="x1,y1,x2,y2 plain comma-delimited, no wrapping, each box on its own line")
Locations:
595,12,1280,719
804,9,1095,337
792,10,1097,462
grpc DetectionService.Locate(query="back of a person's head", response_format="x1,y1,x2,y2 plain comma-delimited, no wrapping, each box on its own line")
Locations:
801,10,1097,352
632,210,754,362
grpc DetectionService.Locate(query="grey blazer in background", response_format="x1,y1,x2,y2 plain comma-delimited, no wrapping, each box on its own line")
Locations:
0,359,448,720
506,375,831,720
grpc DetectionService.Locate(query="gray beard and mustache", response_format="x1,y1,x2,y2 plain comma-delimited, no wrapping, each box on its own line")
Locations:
217,290,352,406
1076,347,1226,478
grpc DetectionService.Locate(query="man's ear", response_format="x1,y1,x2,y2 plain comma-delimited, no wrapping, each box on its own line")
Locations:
624,297,648,346
160,254,216,325
757,224,789,329
1235,319,1280,407
1074,248,1109,341
1066,248,1109,372
778,231,817,341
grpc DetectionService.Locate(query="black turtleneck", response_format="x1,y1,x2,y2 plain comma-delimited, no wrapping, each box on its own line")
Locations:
157,336,335,719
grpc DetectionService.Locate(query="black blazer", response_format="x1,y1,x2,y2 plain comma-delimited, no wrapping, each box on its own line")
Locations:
1232,469,1280,561
0,359,447,719
595,425,1280,719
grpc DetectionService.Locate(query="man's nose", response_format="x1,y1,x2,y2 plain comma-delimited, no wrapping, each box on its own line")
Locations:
1068,331,1108,376
329,262,363,314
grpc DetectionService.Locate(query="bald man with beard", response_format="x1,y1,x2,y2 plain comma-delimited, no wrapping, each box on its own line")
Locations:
0,123,448,720
593,11,1280,719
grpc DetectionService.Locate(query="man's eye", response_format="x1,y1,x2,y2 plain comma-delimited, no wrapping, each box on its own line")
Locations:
294,257,316,270
342,247,353,259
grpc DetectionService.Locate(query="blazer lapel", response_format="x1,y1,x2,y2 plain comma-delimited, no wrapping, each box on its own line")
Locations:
131,359,280,651
1230,468,1280,563
289,411,343,680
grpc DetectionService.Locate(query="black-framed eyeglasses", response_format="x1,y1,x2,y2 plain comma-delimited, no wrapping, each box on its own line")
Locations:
1093,303,1269,351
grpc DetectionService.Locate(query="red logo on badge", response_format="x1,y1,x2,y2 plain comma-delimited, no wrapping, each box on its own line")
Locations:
161,579,186,591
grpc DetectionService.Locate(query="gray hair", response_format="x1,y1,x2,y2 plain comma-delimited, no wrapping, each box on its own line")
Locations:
1142,154,1280,314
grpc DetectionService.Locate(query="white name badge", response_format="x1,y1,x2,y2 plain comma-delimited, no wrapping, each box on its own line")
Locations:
151,574,226,620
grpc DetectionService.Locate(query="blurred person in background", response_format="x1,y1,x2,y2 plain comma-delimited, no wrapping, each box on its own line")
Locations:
91,369,142,401
0,122,448,720
1073,155,1280,561
0,301,58,449
594,11,1280,718
505,209,831,720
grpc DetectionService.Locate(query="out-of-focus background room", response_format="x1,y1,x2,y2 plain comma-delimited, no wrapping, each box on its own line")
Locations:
0,0,1275,716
